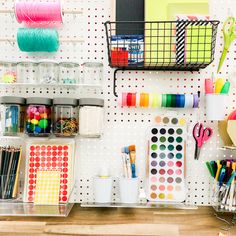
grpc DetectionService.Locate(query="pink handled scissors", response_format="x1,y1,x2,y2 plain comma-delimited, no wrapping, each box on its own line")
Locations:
193,123,213,160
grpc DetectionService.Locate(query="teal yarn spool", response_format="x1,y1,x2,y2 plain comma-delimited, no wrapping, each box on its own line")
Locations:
17,28,59,52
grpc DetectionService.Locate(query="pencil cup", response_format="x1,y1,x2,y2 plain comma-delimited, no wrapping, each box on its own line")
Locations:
119,177,139,204
93,177,113,203
206,94,227,121
0,174,17,199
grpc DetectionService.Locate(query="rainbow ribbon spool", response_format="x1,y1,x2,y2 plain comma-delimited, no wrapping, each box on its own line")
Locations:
119,93,199,109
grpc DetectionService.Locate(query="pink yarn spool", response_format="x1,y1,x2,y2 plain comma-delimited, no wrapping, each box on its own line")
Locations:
15,1,63,26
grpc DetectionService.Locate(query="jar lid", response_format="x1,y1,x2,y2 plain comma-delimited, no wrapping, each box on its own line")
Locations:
79,98,104,107
82,62,103,68
26,97,52,105
53,98,78,106
0,96,25,105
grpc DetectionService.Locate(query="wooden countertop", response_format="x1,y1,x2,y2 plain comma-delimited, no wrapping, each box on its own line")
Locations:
0,204,234,236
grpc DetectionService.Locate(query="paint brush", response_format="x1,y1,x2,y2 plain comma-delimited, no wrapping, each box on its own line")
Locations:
124,147,132,178
129,145,136,178
121,147,128,178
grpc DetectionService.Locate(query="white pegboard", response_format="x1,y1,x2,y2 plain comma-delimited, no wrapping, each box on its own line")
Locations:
0,0,236,206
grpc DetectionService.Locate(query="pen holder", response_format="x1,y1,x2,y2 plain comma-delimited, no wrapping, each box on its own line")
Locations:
93,177,113,203
119,177,139,204
0,174,17,199
206,94,227,121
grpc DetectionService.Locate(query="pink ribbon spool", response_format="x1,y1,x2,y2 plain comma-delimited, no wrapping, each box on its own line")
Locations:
15,1,63,26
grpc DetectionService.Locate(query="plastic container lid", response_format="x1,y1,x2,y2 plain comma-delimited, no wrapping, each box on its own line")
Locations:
53,98,78,106
26,97,52,106
79,98,104,107
0,96,25,105
82,62,103,68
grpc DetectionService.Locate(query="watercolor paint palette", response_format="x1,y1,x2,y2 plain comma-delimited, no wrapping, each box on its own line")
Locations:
147,118,186,202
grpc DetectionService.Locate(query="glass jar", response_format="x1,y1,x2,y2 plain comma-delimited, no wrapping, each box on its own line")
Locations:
59,62,79,85
0,96,25,136
53,98,79,137
79,98,104,137
38,61,59,84
81,62,103,86
25,97,52,137
0,62,17,84
17,62,38,84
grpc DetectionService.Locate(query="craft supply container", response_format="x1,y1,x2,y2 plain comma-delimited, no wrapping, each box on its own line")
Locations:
53,98,79,137
93,177,113,203
38,61,59,84
0,174,17,199
59,62,79,84
0,61,17,84
0,96,25,136
17,62,38,84
81,62,103,86
25,97,52,137
79,98,104,138
206,94,227,121
119,177,139,204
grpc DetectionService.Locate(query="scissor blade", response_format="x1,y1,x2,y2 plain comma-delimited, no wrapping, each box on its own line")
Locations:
217,48,228,73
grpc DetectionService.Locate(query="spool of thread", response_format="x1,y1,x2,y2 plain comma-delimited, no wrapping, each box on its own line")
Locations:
17,28,59,52
15,1,63,26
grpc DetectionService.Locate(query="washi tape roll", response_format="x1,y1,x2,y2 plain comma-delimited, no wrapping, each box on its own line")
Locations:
152,94,158,108
131,93,136,107
166,94,172,108
171,94,177,107
162,94,167,107
127,92,133,107
140,93,145,107
176,94,185,108
157,94,162,108
185,94,193,108
141,93,149,108
136,93,141,107
122,92,127,107
149,93,153,108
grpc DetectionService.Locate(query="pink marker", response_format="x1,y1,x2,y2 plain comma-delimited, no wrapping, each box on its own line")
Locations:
205,78,214,94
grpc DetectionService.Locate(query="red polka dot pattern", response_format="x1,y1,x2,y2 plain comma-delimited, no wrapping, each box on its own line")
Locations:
26,145,72,203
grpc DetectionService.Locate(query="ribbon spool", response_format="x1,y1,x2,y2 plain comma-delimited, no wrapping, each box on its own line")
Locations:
119,93,199,109
17,28,59,52
15,1,63,27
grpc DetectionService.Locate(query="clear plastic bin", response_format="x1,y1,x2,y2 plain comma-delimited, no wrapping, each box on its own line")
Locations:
38,61,59,84
0,62,17,84
17,62,38,84
59,62,79,85
81,62,103,86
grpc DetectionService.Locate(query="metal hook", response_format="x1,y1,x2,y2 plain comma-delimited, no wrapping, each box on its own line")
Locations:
7,39,15,48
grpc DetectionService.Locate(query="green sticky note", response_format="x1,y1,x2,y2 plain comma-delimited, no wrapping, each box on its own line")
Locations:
185,25,213,64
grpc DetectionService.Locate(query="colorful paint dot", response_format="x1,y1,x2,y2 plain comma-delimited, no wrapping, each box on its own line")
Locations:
168,145,174,151
176,128,183,135
171,118,178,124
179,118,186,125
168,137,174,143
152,128,158,135
160,136,166,143
151,136,158,143
151,144,158,151
159,153,166,159
176,137,183,143
159,193,165,199
151,153,157,158
160,145,166,151
176,153,182,159
168,128,174,135
163,117,169,124
151,193,157,199
160,128,166,134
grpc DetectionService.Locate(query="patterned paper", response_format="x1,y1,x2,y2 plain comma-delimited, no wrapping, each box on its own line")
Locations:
25,144,73,203
34,170,60,205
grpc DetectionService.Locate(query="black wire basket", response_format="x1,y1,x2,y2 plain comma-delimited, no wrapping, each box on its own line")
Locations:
104,20,220,71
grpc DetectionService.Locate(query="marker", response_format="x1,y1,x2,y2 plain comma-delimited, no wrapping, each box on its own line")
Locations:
220,81,231,94
215,78,224,94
